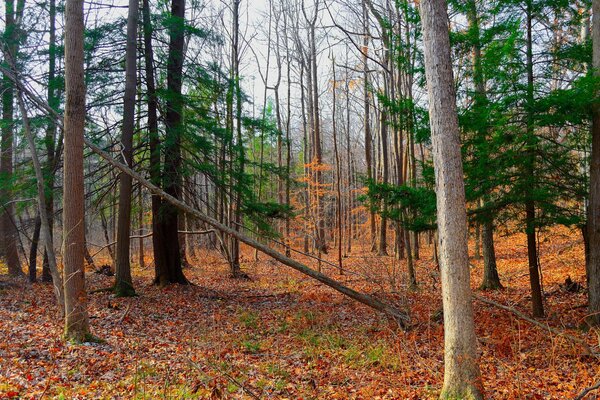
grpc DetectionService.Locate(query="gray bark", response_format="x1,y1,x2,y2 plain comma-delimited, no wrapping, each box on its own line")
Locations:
420,0,484,397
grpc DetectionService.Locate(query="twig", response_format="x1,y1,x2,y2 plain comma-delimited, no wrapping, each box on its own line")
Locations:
473,294,597,357
186,358,261,400
118,301,132,323
574,379,600,400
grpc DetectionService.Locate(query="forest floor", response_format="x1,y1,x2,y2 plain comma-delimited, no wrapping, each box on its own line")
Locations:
0,226,599,399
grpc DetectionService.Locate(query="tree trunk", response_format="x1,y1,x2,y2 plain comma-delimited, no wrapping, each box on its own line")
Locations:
1,0,24,277
229,0,244,277
114,0,139,297
42,0,59,284
525,0,544,318
63,0,90,341
141,0,168,284
480,220,502,290
332,59,343,274
29,214,41,282
588,0,600,327
307,8,327,254
16,90,64,309
154,0,187,285
420,0,484,397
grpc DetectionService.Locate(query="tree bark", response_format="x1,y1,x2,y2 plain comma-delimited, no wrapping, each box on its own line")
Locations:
1,0,24,277
480,220,502,290
420,0,484,397
362,3,376,253
525,0,544,318
29,214,40,282
141,0,168,284
42,0,59,284
154,0,188,285
63,0,90,341
16,90,64,310
114,0,139,297
332,59,343,274
587,0,600,326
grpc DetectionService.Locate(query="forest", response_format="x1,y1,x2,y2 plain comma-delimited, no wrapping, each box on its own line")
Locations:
1,0,600,398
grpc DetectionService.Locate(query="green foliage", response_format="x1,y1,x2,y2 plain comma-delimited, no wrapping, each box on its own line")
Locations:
363,180,437,233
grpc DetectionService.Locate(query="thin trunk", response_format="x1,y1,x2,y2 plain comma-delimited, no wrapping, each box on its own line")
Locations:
230,0,244,277
474,223,481,260
29,214,40,282
525,0,544,318
142,0,168,284
114,0,138,297
16,91,64,308
480,220,502,290
284,9,292,257
332,59,343,274
42,0,58,283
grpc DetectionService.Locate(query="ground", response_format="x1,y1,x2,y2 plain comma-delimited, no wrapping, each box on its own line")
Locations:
0,226,598,399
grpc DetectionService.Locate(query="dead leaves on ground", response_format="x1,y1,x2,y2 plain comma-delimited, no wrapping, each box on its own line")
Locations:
0,226,599,399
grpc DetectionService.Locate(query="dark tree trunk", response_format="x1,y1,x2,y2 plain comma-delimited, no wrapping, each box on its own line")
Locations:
480,220,502,290
114,0,139,297
154,0,187,285
1,0,24,278
525,0,544,318
42,0,59,284
29,214,41,282
141,0,168,284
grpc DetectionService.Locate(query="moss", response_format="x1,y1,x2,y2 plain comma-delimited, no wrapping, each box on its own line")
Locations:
114,281,137,297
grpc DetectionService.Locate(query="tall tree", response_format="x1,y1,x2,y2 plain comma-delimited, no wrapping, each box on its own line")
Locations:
114,0,139,296
228,0,244,277
1,0,24,277
154,0,188,285
42,0,60,283
524,0,544,317
63,0,90,342
587,0,600,326
420,0,484,397
465,0,502,290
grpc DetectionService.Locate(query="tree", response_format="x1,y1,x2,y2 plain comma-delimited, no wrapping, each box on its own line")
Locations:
63,0,90,342
42,0,61,283
154,0,188,285
419,0,484,398
114,0,139,297
465,0,502,290
1,0,24,277
587,0,600,326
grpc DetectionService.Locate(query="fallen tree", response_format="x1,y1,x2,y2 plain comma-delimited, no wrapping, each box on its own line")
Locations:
9,70,410,328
